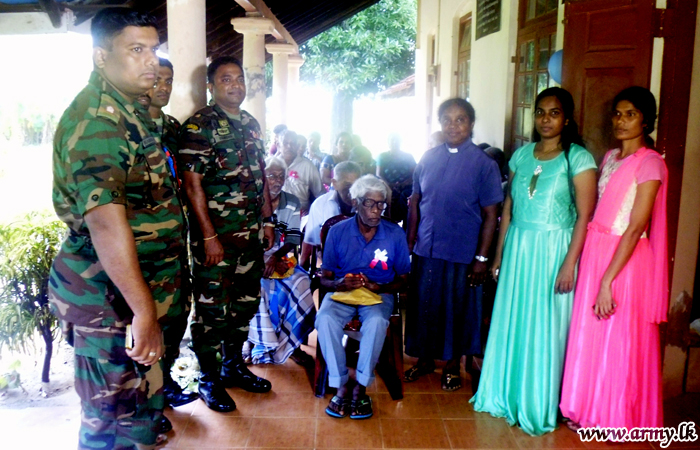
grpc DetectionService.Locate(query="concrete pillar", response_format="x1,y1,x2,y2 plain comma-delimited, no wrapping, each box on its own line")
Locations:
287,54,305,129
265,43,296,126
167,0,207,122
231,16,275,135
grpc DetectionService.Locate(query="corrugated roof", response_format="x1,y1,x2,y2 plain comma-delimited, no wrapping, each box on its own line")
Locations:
0,0,380,58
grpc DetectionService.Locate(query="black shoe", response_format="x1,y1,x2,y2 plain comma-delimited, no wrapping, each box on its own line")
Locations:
221,362,272,393
198,376,237,412
164,381,199,407
156,415,173,433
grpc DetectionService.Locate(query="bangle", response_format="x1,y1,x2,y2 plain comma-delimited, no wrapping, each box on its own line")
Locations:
263,222,275,228
202,234,218,241
474,255,488,262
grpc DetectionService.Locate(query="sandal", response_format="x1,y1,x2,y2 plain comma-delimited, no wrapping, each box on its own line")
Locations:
325,395,350,418
565,420,581,432
404,361,435,382
441,372,462,391
350,395,373,420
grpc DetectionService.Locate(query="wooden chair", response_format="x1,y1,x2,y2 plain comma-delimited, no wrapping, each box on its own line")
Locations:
311,214,405,400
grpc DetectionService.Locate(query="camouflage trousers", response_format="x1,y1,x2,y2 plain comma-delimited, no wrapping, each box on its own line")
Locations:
190,239,264,361
74,326,164,450
73,256,188,449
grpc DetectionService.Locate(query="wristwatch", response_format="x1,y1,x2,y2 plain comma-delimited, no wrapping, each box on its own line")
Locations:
474,255,488,262
262,216,274,224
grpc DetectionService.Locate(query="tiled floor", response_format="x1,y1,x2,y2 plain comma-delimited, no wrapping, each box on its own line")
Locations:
1,337,699,449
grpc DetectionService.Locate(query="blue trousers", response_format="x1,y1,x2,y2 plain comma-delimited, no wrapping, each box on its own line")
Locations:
315,292,394,388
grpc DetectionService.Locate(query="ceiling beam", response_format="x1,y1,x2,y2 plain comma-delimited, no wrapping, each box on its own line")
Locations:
234,0,297,51
38,0,62,28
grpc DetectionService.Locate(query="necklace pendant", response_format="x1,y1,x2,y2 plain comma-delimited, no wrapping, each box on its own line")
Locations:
528,165,543,199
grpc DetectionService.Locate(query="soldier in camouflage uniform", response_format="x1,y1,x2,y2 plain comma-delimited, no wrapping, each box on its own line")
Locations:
144,57,199,408
49,8,184,449
147,58,183,187
178,56,275,413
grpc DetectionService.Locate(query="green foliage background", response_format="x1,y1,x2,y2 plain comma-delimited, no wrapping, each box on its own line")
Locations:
299,0,417,99
0,212,64,354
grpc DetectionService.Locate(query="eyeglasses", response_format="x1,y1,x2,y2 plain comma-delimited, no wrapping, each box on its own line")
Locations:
359,197,388,210
266,174,286,182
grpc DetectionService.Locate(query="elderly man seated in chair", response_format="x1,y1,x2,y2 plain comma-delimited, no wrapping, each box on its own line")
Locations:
316,175,411,420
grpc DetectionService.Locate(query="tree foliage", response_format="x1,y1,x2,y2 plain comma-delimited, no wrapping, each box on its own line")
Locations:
0,212,65,383
300,0,417,99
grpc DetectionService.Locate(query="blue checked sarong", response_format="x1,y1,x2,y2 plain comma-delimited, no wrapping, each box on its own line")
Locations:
248,266,316,364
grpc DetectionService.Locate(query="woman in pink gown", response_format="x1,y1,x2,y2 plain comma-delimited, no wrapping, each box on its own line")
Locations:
560,86,668,429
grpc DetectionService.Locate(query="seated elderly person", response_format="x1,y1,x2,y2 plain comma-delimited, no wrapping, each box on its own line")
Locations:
279,129,325,215
246,156,316,365
315,175,411,419
300,161,362,269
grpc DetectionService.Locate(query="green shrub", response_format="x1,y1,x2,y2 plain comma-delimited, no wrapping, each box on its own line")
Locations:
0,212,65,383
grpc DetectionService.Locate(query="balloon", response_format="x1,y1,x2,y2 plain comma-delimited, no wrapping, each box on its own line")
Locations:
548,50,563,84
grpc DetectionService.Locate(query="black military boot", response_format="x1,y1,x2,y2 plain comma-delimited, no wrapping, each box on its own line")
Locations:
197,354,236,412
220,344,272,393
162,359,199,408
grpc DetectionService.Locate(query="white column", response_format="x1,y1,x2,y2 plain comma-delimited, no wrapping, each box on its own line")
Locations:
167,0,207,122
286,54,305,129
265,43,296,126
231,17,275,135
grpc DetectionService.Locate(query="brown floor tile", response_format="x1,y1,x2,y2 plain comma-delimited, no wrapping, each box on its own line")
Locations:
264,368,315,393
190,390,262,417
262,355,309,371
435,393,484,419
246,417,316,447
376,393,441,419
396,370,442,393
177,415,253,448
380,418,451,448
365,379,379,393
163,408,193,448
443,418,519,449
169,397,199,416
246,364,268,378
255,391,322,417
316,414,383,448
510,424,587,448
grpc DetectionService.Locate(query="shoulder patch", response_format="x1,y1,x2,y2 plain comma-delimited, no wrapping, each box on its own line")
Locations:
96,93,121,124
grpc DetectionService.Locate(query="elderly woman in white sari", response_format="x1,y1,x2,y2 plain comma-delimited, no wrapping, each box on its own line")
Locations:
246,156,316,365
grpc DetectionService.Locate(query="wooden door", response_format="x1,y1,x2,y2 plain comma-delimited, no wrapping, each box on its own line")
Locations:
562,0,656,161
510,0,558,153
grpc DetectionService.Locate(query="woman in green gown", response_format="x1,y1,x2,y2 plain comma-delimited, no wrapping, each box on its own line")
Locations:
471,87,597,435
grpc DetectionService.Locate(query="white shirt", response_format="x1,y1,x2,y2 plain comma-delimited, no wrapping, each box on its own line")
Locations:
283,155,325,213
303,190,342,246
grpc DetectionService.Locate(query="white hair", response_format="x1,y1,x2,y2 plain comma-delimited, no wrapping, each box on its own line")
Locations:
265,156,288,176
332,161,362,181
349,174,390,201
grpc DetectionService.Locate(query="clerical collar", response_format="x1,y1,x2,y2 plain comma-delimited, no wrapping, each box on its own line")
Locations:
448,147,459,153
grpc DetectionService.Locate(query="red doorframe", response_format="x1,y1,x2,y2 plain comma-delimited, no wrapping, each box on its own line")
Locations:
655,0,698,276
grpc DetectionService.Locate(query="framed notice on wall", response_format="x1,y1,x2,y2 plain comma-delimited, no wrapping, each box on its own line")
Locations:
476,0,501,40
